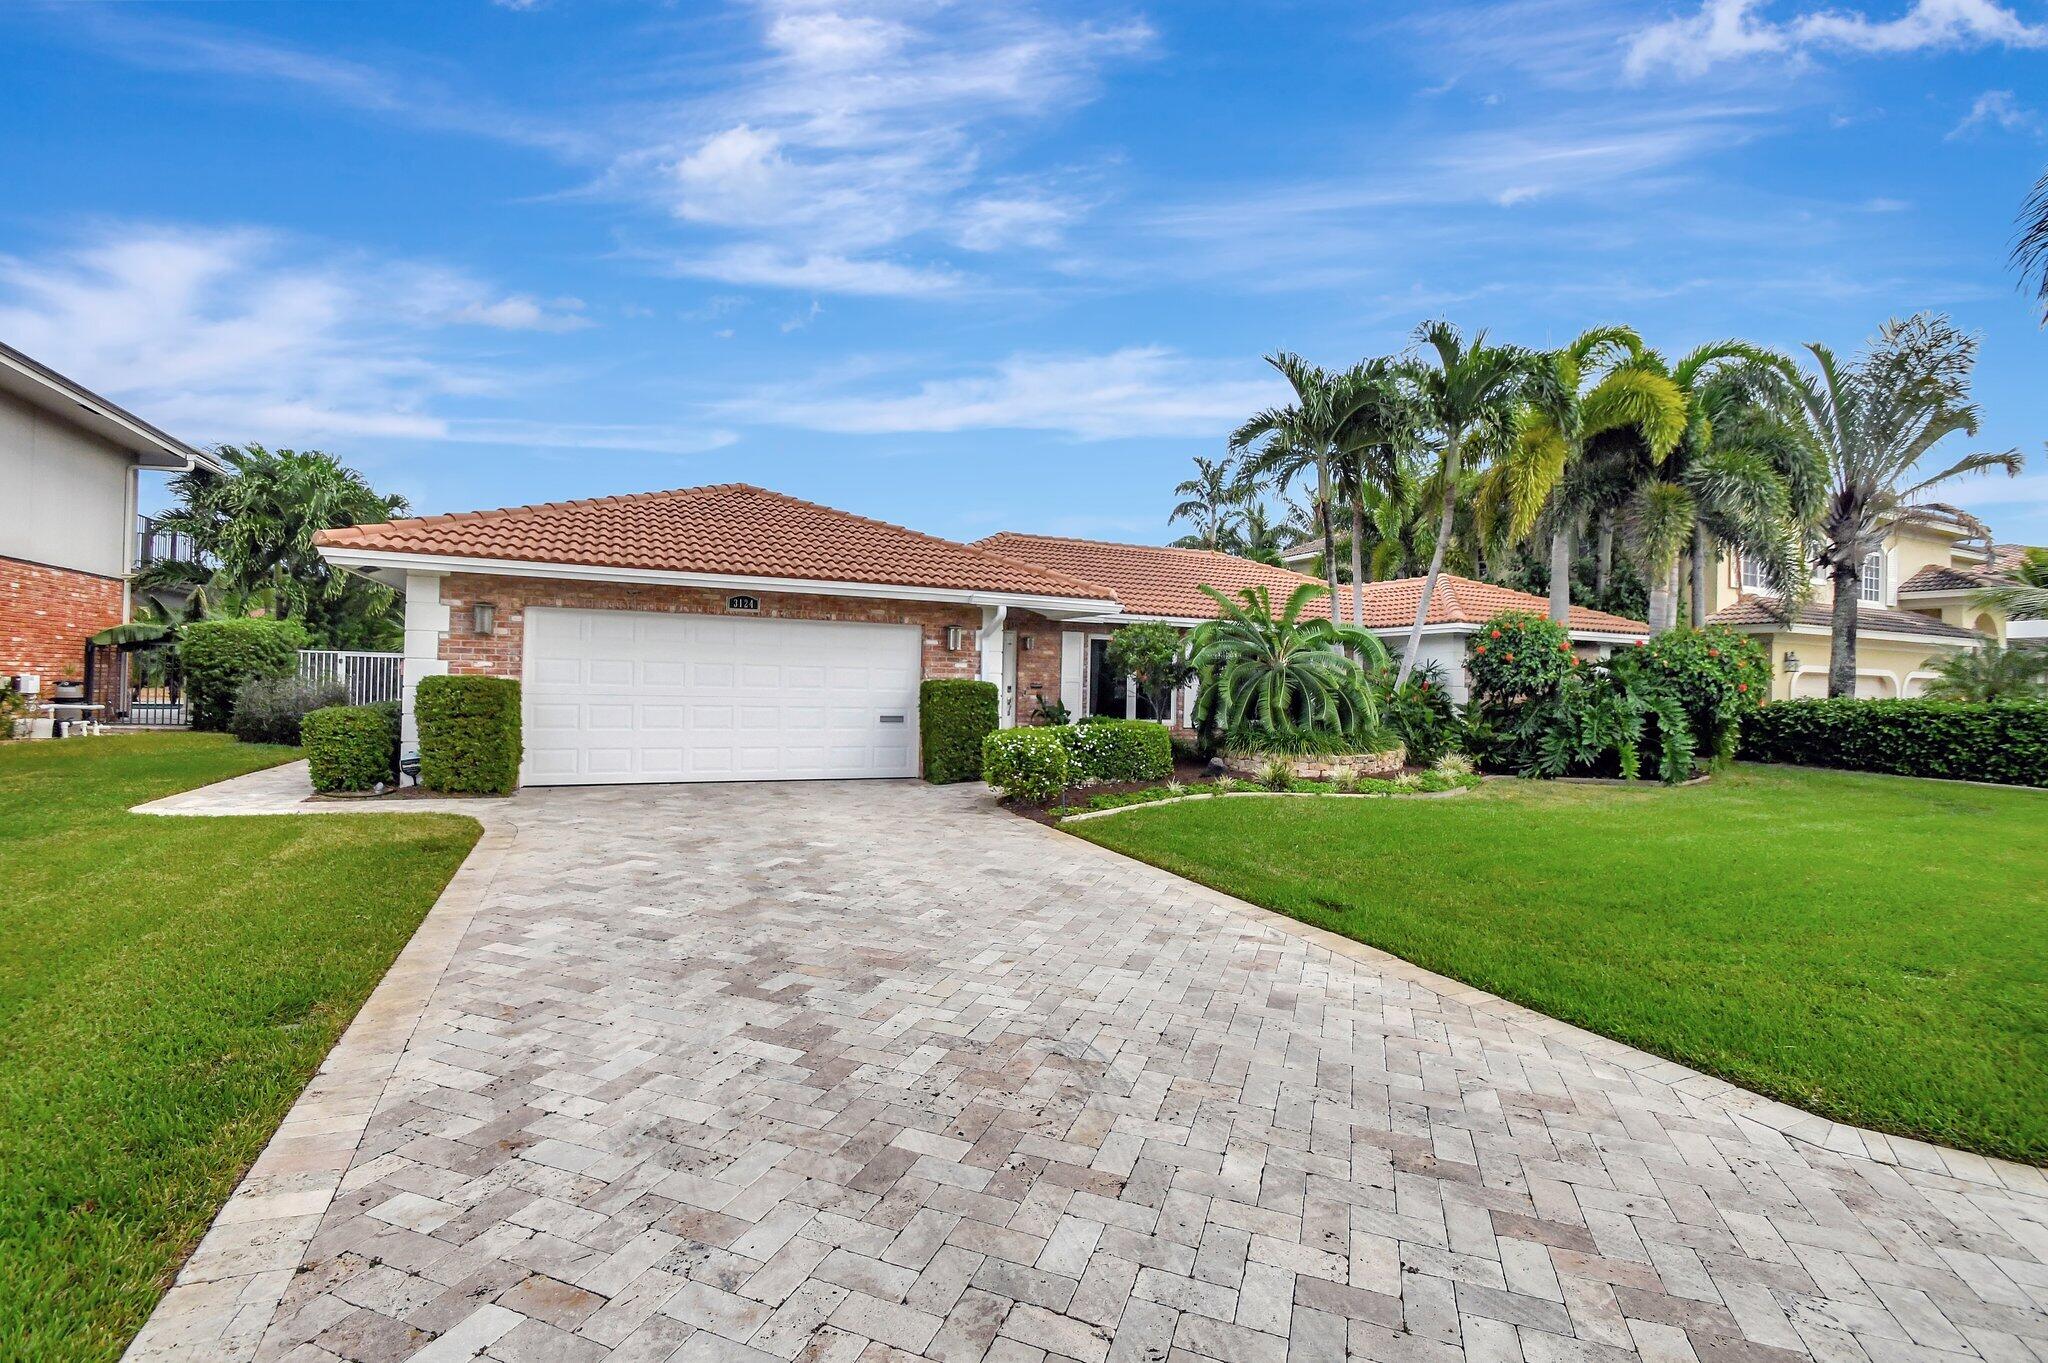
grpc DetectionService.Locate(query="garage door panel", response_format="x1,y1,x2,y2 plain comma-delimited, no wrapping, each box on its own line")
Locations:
522,607,922,785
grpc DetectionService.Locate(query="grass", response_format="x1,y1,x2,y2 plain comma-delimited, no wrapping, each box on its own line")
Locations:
0,733,481,1363
1071,763,2048,1164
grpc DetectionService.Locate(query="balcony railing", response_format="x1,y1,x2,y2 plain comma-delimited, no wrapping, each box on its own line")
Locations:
134,515,204,570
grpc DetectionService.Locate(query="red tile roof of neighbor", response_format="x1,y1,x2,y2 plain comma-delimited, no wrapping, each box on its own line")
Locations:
1707,596,1986,641
976,532,1651,634
313,484,1117,602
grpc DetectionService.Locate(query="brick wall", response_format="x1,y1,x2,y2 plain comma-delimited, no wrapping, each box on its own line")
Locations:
433,574,987,680
0,556,124,683
1007,610,1067,723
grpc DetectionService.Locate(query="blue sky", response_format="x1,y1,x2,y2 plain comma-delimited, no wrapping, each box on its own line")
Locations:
2,0,2044,546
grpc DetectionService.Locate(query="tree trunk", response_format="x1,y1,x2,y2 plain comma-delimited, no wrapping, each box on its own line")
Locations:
1595,511,1614,598
1689,523,1710,628
1828,562,1861,698
1348,497,1367,626
1647,560,1680,632
1317,459,1340,619
1547,523,1573,625
1397,436,1460,686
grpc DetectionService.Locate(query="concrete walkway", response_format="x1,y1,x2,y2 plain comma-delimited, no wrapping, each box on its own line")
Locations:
125,768,2048,1363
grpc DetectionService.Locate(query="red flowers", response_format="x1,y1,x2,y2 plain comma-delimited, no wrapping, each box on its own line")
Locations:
1490,628,1501,639
1635,639,1647,648
1707,647,1720,658
1738,682,1749,693
1476,644,1488,654
1570,656,1581,667
1505,652,1515,662
1558,641,1571,652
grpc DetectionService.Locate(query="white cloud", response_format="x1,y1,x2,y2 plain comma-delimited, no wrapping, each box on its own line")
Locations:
609,2,1152,295
1949,89,2046,138
0,224,595,445
714,347,1284,441
1627,0,2048,80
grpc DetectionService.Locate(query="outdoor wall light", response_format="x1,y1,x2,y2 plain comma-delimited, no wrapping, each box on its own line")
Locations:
1020,635,1034,651
473,602,496,634
945,625,967,651
1783,649,1799,673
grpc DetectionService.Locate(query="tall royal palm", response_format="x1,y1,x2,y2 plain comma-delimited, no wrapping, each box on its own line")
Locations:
1232,354,1351,618
1395,322,1548,685
1788,315,2021,697
1501,327,1687,625
1168,455,1242,551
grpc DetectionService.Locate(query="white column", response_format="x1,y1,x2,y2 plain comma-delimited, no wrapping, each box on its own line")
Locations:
400,570,449,757
977,605,1006,686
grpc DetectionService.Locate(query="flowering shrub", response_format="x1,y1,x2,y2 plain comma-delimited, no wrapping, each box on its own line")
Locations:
1466,612,1575,702
1060,719,1172,782
982,727,1072,802
1609,626,1770,760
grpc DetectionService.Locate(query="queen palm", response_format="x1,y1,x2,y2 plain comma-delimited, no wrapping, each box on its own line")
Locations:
1168,455,1242,551
1394,322,1552,685
1787,315,2022,697
1188,582,1388,736
1498,327,1688,625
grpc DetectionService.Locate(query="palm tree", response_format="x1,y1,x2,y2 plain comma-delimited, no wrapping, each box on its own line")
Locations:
1921,641,2048,703
148,443,408,648
1188,582,1389,737
1328,358,1422,626
1975,544,2048,621
1786,316,2022,697
1230,500,1291,566
2016,170,2048,325
1233,354,1354,618
1499,327,1688,625
1394,322,1551,685
1168,455,1242,551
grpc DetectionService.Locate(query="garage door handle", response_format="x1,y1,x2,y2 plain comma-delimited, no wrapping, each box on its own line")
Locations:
879,714,905,724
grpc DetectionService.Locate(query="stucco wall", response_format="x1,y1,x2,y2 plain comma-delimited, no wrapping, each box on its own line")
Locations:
1758,632,1962,699
0,387,135,579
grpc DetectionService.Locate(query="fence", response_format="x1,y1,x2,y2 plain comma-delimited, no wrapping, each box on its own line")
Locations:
297,650,403,706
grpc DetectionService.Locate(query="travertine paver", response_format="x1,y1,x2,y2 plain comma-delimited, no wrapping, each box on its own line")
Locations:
127,774,2048,1363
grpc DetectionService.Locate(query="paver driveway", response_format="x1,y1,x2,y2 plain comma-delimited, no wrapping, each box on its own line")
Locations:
133,778,2048,1363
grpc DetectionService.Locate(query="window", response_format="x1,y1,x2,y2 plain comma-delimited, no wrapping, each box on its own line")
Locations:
1740,554,1771,592
1859,551,1883,604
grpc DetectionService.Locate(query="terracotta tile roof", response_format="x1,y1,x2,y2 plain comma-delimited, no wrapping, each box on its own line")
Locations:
1708,596,1986,641
1899,563,1997,594
975,533,1650,635
314,483,1116,602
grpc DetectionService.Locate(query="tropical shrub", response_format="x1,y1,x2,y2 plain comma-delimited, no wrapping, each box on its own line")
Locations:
1106,622,1193,713
1741,698,2047,787
178,617,309,731
416,675,522,795
1030,694,1073,726
1467,611,1577,701
1919,642,2048,704
1609,626,1770,760
1060,719,1172,782
1189,582,1386,741
1372,660,1459,765
920,679,999,783
303,702,401,792
228,675,348,746
982,727,1072,802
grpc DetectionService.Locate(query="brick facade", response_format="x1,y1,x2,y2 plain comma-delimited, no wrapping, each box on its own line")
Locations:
433,573,987,681
0,555,124,684
1006,610,1068,723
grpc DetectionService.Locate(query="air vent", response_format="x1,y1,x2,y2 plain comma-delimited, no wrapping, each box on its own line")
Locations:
727,594,761,613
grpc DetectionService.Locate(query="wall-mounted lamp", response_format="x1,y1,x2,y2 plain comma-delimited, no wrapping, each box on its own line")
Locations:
1019,635,1034,651
945,625,967,651
1782,649,1799,674
473,602,496,634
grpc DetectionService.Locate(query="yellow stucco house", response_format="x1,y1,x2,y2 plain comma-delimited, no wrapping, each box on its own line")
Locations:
1704,505,2012,699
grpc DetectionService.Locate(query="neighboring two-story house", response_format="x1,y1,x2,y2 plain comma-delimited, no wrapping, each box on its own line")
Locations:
1704,505,2006,699
1,342,219,688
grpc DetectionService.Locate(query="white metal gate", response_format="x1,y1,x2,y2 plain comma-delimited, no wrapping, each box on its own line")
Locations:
298,650,402,705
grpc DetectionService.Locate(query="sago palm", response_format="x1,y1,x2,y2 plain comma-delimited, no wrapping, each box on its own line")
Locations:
1786,315,2022,697
1188,582,1388,737
1395,321,1552,684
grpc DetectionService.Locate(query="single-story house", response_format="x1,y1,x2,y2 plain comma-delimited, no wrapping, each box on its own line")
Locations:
1,342,222,689
315,483,1648,787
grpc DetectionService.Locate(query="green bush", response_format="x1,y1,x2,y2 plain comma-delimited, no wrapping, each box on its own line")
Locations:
920,679,999,783
1467,611,1575,702
416,675,522,795
1741,699,2048,788
1609,626,1770,760
303,702,401,792
229,676,347,746
982,727,1072,802
178,618,309,731
1059,718,1172,782
1371,660,1459,766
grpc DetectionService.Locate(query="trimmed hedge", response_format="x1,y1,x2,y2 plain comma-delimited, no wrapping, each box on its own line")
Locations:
229,676,347,746
920,679,999,783
1060,719,1172,782
1741,698,2048,788
303,702,401,793
416,675,523,795
179,617,308,731
983,727,1071,802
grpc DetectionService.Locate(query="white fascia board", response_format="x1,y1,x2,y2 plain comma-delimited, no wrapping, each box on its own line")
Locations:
1895,588,1975,602
315,546,1118,617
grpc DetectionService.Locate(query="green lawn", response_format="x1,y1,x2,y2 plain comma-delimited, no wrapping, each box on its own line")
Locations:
1072,764,2048,1164
0,734,481,1363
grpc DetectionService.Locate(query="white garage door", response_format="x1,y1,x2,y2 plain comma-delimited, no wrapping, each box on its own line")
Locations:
522,607,921,785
